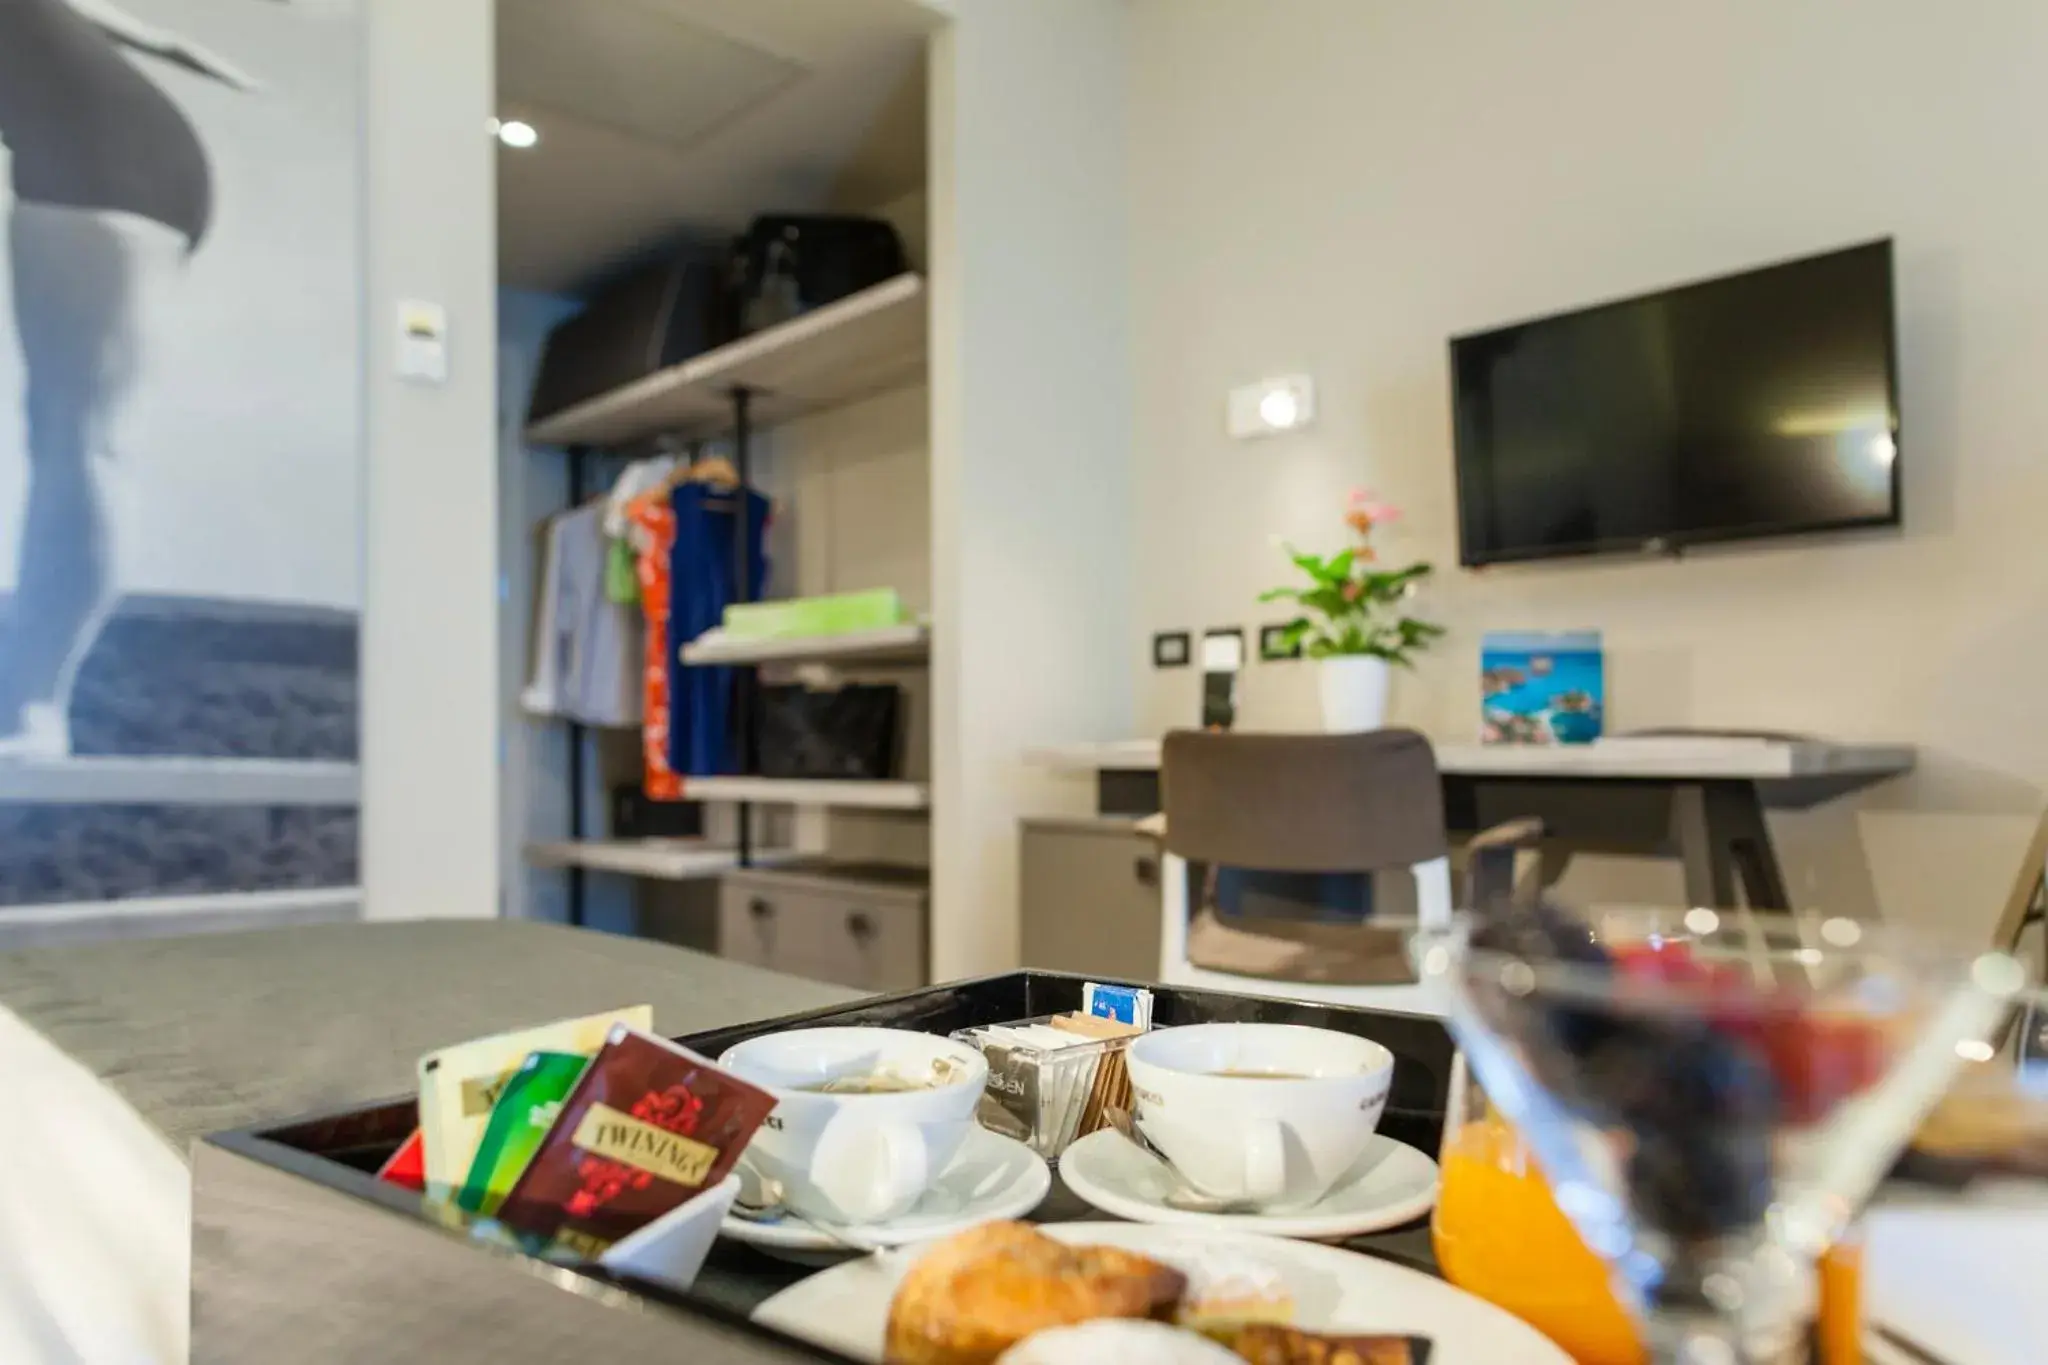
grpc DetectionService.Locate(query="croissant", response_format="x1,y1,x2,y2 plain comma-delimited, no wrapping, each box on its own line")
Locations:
884,1222,1186,1365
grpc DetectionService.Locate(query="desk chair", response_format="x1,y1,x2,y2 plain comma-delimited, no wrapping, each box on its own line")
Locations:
1156,729,1454,1016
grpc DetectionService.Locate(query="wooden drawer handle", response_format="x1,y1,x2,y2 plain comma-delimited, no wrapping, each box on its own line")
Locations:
748,897,774,920
846,911,875,942
1134,856,1159,888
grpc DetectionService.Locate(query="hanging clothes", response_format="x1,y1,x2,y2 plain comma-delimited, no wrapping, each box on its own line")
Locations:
601,456,677,606
521,504,641,728
667,481,771,778
626,490,683,801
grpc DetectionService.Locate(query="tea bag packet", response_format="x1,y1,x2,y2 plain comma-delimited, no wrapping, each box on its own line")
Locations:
496,1026,777,1258
971,1034,1041,1144
377,1128,427,1192
417,1004,652,1189
457,1051,591,1215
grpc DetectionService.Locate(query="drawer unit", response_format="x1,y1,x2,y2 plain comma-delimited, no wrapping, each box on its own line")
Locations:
1019,818,1162,980
719,861,927,992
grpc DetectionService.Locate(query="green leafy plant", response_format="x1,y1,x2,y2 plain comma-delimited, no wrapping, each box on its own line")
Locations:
1260,490,1447,663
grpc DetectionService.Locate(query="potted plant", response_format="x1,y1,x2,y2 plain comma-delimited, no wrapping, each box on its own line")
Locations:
1260,489,1445,732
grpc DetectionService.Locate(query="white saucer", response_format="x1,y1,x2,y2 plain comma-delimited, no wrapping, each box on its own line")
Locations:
720,1125,1050,1259
1058,1128,1439,1239
754,1221,1571,1364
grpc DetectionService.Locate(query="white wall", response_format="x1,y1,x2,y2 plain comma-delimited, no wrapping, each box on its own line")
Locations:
498,289,581,923
930,0,1136,977
362,0,501,920
1127,0,2048,935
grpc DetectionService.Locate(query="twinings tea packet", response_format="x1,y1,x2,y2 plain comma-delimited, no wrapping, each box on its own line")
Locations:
495,1026,777,1257
417,1005,652,1189
457,1050,590,1215
377,1128,427,1192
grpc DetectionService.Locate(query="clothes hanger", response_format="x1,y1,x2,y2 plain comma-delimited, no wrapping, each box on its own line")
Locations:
686,452,740,490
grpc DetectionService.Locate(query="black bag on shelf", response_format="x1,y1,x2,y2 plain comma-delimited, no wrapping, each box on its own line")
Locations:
528,250,728,423
755,683,901,781
611,785,705,836
728,215,908,336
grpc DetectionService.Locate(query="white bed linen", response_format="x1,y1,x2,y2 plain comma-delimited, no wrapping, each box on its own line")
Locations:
0,1004,187,1365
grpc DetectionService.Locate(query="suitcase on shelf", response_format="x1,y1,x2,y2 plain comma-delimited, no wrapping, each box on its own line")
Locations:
528,250,728,424
727,214,908,336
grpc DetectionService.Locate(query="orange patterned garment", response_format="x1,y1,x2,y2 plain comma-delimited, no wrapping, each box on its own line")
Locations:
627,493,681,800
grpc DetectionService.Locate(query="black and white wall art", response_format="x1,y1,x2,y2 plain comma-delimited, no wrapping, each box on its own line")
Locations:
0,0,362,908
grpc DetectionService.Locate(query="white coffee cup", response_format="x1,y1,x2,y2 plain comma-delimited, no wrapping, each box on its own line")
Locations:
1125,1023,1394,1211
719,1027,987,1225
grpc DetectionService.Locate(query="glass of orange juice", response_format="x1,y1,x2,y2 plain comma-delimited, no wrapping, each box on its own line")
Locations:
1433,1055,1645,1364
1433,1056,1863,1365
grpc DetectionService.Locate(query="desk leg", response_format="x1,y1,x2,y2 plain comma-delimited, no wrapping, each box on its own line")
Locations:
1710,782,1792,911
1673,782,1793,911
1672,784,1733,909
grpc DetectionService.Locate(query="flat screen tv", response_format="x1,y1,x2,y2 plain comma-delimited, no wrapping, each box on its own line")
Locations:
1451,240,1900,566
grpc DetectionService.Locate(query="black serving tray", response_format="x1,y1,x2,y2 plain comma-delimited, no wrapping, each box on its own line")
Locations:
195,971,1455,1365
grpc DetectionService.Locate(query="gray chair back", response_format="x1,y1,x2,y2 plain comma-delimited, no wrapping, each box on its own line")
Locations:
1158,728,1452,990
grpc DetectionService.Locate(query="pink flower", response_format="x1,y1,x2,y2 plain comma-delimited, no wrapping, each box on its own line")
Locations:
1342,580,1364,602
1344,488,1403,536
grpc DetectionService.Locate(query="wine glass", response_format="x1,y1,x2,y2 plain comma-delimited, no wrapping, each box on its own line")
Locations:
1413,904,2025,1365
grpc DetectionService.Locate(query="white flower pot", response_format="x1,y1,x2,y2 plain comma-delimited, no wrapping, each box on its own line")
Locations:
1318,655,1391,733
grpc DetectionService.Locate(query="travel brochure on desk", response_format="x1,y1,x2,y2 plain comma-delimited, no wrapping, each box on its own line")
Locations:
1481,632,1604,745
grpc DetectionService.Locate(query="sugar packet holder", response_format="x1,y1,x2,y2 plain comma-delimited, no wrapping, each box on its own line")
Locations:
952,991,1148,1159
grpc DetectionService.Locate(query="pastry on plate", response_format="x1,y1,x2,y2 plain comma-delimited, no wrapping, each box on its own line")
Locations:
1166,1247,1295,1330
885,1222,1187,1365
1208,1323,1433,1365
997,1320,1243,1364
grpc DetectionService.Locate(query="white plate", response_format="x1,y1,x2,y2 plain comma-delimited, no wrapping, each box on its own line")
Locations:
720,1126,1050,1257
1059,1128,1440,1240
751,1222,1573,1364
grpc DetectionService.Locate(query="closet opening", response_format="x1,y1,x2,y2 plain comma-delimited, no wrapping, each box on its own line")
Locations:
495,0,940,991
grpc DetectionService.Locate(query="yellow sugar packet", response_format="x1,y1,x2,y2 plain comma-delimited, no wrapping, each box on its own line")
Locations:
417,1005,652,1189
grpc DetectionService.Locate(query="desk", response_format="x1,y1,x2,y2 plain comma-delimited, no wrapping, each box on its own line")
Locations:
1026,738,1915,911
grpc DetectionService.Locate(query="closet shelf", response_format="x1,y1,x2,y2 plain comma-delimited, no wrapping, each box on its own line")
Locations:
681,623,929,667
679,776,930,811
525,273,928,448
523,838,799,881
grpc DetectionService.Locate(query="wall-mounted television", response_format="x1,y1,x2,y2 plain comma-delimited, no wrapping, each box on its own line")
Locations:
1451,240,1900,566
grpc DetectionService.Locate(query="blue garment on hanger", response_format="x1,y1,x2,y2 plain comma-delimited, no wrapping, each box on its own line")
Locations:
667,482,770,776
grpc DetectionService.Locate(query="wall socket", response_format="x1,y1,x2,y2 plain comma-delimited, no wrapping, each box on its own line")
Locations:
1260,622,1303,661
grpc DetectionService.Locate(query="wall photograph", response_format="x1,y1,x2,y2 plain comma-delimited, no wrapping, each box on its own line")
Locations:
0,0,362,908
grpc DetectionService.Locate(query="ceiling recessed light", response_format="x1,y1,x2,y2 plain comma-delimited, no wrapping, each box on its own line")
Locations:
497,119,539,150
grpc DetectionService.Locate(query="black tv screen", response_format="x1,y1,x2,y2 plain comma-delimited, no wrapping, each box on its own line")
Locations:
1451,240,1900,565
